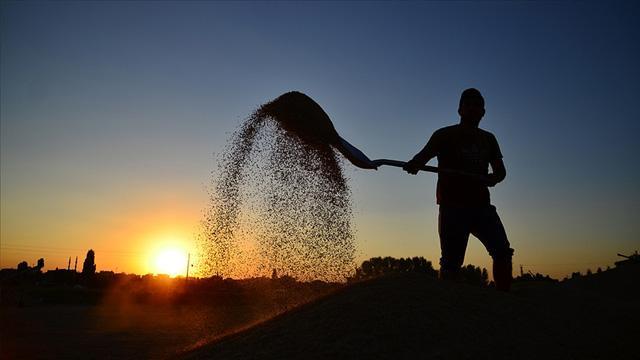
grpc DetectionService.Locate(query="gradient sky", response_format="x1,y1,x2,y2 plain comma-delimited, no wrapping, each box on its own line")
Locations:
2,1,639,279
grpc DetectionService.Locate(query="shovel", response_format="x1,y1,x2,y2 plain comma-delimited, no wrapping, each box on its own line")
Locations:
336,137,488,181
262,91,488,181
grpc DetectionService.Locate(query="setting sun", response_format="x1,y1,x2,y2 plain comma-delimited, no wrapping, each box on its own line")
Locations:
154,248,188,277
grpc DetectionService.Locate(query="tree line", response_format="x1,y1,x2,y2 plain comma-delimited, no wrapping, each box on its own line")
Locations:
348,256,490,287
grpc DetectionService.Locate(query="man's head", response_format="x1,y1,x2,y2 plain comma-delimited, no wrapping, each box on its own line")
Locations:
458,88,485,126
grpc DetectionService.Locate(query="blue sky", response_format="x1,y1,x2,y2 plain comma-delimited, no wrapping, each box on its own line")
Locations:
2,1,639,277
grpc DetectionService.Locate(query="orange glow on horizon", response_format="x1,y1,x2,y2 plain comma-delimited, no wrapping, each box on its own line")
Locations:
145,232,194,277
153,247,188,277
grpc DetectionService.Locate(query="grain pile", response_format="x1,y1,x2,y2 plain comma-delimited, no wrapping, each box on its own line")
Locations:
199,92,355,281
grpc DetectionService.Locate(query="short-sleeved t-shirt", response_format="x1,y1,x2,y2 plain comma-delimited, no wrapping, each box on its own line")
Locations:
423,124,503,207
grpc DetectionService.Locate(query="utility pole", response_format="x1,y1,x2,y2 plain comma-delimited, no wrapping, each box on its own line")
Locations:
74,256,78,272
185,253,191,281
68,257,71,271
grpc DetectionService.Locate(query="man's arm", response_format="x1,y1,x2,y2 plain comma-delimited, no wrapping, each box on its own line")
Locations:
487,158,506,187
403,141,437,174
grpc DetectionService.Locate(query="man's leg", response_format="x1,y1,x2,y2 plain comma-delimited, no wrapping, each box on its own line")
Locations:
471,205,514,291
438,206,471,281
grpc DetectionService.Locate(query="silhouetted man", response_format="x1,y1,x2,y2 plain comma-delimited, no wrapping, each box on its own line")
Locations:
403,88,514,291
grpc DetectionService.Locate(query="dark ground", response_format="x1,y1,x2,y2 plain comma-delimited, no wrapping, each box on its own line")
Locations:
0,277,335,359
1,264,637,359
184,264,638,360
1,300,289,359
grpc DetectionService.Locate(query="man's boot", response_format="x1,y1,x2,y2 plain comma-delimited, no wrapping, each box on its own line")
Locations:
493,257,512,291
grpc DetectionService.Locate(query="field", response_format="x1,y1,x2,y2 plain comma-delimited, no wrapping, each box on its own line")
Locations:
185,265,639,360
0,276,337,359
1,264,638,359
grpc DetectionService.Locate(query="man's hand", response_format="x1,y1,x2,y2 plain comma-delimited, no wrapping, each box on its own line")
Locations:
484,174,499,187
487,159,506,187
403,159,422,175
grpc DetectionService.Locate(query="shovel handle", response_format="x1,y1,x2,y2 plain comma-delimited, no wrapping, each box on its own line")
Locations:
371,159,438,173
372,159,489,182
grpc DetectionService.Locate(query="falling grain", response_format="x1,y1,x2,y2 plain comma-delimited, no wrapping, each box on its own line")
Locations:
199,92,355,281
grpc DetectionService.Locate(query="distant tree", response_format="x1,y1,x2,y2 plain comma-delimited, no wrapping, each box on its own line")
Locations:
271,268,278,280
459,264,489,287
36,258,45,272
361,260,373,276
596,267,602,274
278,274,296,284
514,271,558,283
82,249,96,275
350,256,437,281
481,268,489,282
17,261,29,271
586,269,592,276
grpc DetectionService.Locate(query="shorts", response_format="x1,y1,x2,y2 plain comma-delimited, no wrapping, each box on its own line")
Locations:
438,205,514,272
